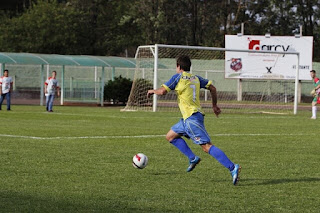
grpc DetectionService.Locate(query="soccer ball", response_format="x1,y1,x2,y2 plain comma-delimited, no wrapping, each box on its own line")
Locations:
132,153,148,169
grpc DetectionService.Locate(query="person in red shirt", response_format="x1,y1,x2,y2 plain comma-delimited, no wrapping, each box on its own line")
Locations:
310,70,320,119
44,71,60,112
0,70,13,111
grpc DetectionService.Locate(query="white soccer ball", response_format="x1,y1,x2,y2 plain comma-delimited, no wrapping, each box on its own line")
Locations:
132,153,148,169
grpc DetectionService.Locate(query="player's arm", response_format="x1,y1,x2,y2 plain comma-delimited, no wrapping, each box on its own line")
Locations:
197,75,221,117
10,82,13,93
315,78,320,90
147,73,180,98
44,80,48,94
57,86,60,97
56,81,60,97
208,84,221,117
147,87,167,98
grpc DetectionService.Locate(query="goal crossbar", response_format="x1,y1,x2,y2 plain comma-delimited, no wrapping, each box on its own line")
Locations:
136,44,300,57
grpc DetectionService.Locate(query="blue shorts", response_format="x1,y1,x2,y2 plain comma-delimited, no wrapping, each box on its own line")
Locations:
171,112,211,145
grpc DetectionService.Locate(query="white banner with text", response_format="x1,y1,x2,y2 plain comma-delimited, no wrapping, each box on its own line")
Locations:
225,35,313,80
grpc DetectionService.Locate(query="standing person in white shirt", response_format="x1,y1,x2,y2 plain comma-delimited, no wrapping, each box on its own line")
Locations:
0,70,13,111
45,71,60,112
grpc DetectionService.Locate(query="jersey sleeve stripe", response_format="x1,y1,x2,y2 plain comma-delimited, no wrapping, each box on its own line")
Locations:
205,80,212,89
162,84,171,92
165,73,181,90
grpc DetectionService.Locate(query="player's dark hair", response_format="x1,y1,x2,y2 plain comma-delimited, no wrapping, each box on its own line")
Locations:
176,55,191,71
52,70,57,74
310,70,316,73
4,69,8,73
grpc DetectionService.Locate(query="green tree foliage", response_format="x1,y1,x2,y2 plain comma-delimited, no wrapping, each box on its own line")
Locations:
1,0,320,60
52,0,143,56
0,0,93,54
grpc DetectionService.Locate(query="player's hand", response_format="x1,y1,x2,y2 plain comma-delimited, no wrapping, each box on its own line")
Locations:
311,89,316,97
213,105,221,117
147,90,154,98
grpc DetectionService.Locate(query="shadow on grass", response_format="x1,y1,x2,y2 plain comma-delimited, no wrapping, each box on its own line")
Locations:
151,171,181,175
0,190,160,212
239,177,320,186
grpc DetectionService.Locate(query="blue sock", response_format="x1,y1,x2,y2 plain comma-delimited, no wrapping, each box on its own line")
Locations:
209,145,235,171
171,138,196,161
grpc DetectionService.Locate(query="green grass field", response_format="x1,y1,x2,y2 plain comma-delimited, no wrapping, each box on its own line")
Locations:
0,105,319,212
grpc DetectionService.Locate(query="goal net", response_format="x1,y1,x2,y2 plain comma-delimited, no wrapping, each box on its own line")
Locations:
123,44,300,114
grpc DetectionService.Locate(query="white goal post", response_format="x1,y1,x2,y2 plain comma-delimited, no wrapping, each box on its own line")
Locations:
125,44,300,114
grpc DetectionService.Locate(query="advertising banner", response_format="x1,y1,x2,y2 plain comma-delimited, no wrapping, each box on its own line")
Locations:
225,35,313,80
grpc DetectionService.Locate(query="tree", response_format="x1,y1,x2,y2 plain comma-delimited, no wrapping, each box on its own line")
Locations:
0,0,94,54
1,0,320,61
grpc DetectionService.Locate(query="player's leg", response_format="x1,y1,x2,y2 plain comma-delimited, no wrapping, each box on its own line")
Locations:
166,129,196,161
311,98,317,119
200,143,235,171
0,94,4,110
48,95,54,112
167,121,200,172
186,112,241,185
201,143,241,185
45,95,50,111
6,92,11,110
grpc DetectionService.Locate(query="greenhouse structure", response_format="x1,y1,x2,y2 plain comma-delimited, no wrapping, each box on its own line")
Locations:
0,53,137,106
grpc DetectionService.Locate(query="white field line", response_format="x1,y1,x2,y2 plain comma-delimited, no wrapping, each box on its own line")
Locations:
0,134,165,140
0,133,314,140
10,111,182,119
10,111,298,119
215,133,313,136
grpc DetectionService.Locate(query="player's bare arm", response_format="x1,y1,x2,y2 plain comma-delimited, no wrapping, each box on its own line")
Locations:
208,84,221,117
10,82,13,93
147,87,167,98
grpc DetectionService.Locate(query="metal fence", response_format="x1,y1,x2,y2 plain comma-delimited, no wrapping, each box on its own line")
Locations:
0,53,318,107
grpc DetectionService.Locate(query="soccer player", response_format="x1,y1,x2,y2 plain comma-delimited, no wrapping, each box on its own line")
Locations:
147,55,241,185
0,69,13,111
45,71,60,112
310,70,320,119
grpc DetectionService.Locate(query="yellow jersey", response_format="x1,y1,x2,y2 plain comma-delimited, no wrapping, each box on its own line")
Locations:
162,72,212,120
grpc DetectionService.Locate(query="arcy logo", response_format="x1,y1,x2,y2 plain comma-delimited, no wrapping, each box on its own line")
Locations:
248,38,290,52
248,39,260,50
